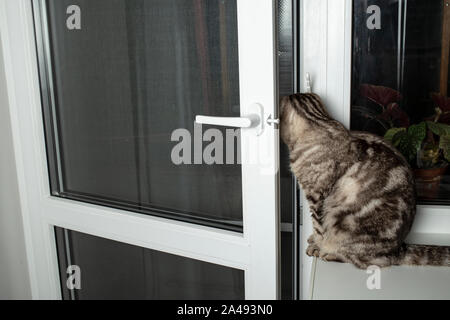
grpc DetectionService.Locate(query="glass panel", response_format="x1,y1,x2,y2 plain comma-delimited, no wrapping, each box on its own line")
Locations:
35,0,242,230
279,0,295,225
280,231,293,299
278,0,296,300
55,227,245,300
35,0,242,229
351,0,450,204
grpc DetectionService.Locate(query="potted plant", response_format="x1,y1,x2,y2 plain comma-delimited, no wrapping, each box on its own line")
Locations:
356,84,450,199
384,108,450,198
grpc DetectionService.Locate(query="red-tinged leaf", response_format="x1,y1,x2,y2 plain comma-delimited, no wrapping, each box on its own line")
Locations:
360,84,402,107
439,113,450,125
381,103,410,127
431,93,450,112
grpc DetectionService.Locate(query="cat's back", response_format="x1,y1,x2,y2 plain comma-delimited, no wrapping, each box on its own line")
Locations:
348,130,411,169
321,130,416,248
337,130,416,207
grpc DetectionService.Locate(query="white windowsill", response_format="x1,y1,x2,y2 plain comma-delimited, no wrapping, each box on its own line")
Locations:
310,233,450,300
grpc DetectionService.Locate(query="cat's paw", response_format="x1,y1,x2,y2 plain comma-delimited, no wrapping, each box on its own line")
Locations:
306,244,320,257
307,233,323,245
320,253,343,263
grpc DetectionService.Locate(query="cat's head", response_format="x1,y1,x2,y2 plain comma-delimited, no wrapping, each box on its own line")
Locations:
279,93,330,146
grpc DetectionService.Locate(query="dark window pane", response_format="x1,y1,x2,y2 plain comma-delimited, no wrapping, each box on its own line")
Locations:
280,231,293,300
278,0,296,300
351,0,450,204
55,227,245,300
35,0,242,230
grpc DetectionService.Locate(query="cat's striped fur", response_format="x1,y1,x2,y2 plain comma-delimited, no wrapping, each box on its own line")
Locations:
280,93,450,269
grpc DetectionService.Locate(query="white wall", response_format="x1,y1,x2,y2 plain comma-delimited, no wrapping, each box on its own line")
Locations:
0,34,31,299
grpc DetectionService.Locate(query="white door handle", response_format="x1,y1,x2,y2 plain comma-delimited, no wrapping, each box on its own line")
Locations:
195,115,258,128
195,103,265,135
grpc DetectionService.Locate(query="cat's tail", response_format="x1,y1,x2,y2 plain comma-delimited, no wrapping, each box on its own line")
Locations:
393,243,450,267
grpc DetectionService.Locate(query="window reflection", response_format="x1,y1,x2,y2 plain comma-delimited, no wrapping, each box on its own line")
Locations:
36,0,242,229
352,0,450,204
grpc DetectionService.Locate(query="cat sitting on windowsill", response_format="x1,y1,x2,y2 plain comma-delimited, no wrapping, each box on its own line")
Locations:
280,93,449,269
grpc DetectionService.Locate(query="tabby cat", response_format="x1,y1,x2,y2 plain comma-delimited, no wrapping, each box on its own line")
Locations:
280,93,450,269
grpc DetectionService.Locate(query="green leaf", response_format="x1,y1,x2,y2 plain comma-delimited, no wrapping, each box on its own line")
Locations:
384,124,426,165
439,135,450,162
408,122,427,152
384,128,406,144
396,133,416,163
426,121,450,137
392,130,408,147
388,123,425,165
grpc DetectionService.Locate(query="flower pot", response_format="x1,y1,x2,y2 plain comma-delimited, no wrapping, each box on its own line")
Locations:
413,165,448,199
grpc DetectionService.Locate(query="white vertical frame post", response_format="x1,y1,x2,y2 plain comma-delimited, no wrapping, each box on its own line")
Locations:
299,0,352,300
0,0,62,298
238,0,280,299
300,0,352,126
0,0,279,300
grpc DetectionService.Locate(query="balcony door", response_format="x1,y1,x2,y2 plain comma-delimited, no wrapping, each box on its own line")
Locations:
0,0,280,299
